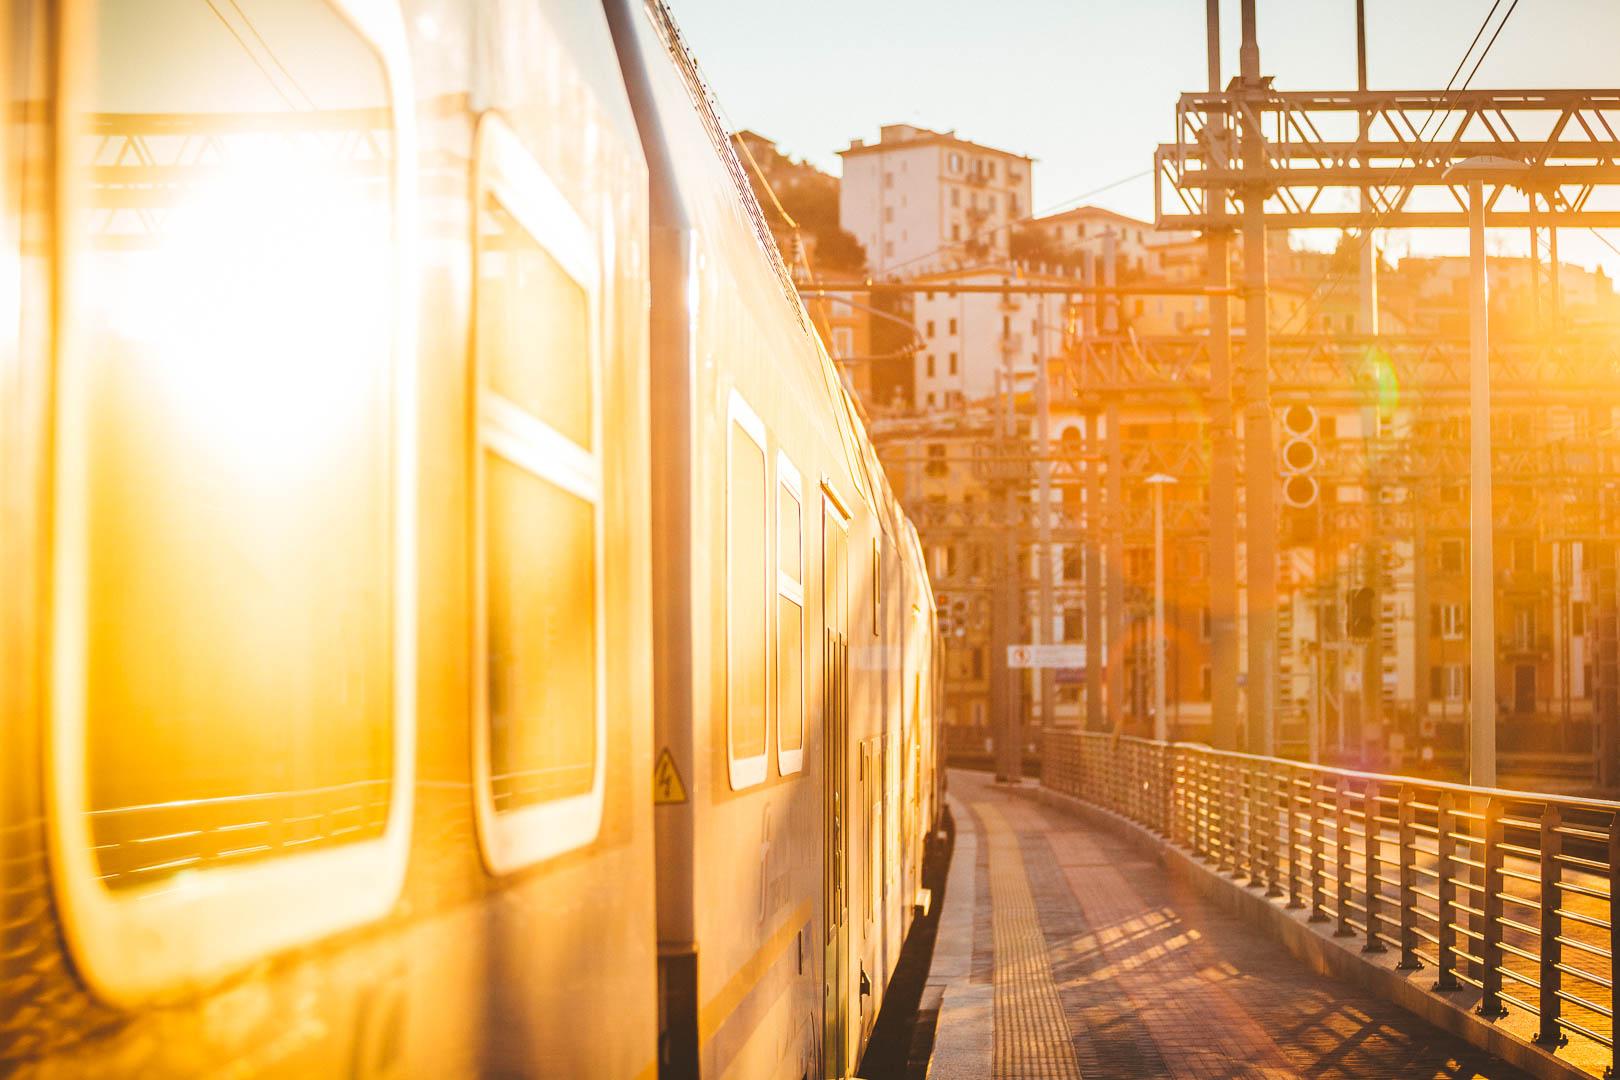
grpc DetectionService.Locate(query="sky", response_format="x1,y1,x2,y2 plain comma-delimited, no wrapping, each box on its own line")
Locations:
671,0,1620,276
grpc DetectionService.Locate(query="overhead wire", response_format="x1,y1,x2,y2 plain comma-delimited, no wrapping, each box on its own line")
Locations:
1271,0,1519,336
202,0,300,111
225,0,318,109
875,168,1152,280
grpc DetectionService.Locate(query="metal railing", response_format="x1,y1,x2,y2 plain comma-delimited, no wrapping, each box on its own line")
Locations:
1043,731,1620,1067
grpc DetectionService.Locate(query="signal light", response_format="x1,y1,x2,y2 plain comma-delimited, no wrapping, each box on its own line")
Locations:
1283,473,1319,509
1278,403,1320,507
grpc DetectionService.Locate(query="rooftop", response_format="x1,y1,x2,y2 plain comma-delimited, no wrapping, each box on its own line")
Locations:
839,123,1033,163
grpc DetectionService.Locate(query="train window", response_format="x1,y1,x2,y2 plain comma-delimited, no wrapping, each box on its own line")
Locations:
777,453,805,775
728,391,769,789
49,0,416,1003
471,114,605,871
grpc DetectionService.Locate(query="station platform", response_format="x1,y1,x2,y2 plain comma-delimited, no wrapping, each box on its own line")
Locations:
924,770,1531,1080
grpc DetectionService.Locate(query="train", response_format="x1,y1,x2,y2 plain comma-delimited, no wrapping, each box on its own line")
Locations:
0,0,942,1077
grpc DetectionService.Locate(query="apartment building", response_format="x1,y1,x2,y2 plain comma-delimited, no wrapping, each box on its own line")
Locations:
910,263,1077,409
838,124,1032,277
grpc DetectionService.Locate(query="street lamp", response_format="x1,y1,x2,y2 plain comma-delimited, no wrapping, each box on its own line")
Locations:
1147,473,1177,742
1442,155,1530,788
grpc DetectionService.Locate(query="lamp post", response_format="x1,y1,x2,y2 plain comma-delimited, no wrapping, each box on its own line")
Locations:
1147,474,1177,741
1443,155,1529,788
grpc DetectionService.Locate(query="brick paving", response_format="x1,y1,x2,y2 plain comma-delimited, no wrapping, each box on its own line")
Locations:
939,770,1534,1079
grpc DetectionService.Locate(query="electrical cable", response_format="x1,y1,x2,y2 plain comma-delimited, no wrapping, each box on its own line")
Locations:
876,168,1152,280
1271,0,1520,336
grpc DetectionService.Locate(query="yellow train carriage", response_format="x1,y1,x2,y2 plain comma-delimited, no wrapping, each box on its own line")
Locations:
608,3,939,1076
2,0,658,1074
0,0,939,1076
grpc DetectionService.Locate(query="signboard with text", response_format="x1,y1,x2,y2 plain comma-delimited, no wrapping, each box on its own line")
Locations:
1006,644,1085,669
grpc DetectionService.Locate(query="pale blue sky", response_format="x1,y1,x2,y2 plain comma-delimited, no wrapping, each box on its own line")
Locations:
672,0,1620,274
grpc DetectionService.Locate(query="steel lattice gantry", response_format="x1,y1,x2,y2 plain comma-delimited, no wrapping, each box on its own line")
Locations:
1156,88,1620,230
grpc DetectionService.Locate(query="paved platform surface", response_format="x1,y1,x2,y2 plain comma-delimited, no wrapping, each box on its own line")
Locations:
925,770,1534,1080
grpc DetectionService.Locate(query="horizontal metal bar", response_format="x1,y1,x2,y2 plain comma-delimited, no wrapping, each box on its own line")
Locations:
1554,959,1614,989
1555,1016,1614,1049
1554,988,1616,1020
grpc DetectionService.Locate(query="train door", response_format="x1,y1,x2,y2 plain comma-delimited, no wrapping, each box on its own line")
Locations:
821,490,849,1078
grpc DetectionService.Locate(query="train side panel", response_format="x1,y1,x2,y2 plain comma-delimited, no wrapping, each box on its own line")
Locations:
1,2,660,1075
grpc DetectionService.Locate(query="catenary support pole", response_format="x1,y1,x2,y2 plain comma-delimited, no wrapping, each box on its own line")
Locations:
1104,229,1126,735
1466,176,1497,786
1240,0,1277,755
1036,303,1056,739
1086,411,1104,731
1206,0,1240,752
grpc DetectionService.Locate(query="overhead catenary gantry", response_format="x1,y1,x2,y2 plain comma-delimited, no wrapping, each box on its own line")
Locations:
1156,88,1620,230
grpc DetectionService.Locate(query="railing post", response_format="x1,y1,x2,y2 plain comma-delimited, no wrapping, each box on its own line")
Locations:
1309,776,1329,923
1264,762,1283,898
1364,778,1386,953
1247,763,1264,889
1223,759,1240,878
1197,754,1211,860
1397,784,1422,970
1161,744,1175,838
1436,790,1460,991
1535,803,1564,1046
1335,775,1355,938
1608,809,1620,1077
1478,797,1507,1018
1284,766,1305,909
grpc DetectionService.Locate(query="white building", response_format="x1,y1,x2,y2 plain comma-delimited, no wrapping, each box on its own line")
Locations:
1034,204,1157,275
911,263,1076,410
838,124,1033,278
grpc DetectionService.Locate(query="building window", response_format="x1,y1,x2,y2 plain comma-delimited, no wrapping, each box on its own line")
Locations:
883,206,894,224
1574,602,1589,636
1439,538,1464,574
925,353,936,377
1515,607,1536,651
777,454,805,774
925,392,936,407
950,188,960,208
883,171,893,189
949,352,959,375
1063,606,1083,642
948,317,958,335
1431,665,1467,703
884,241,894,257
1439,603,1463,640
971,647,984,679
1201,606,1212,640
1513,537,1535,572
1200,666,1212,701
727,393,769,789
51,0,416,999
926,443,947,476
925,319,935,337
950,224,960,241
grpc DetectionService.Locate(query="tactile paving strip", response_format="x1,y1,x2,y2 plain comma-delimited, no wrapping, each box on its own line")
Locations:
975,801,1084,1080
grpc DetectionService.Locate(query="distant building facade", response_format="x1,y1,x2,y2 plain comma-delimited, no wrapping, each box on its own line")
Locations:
839,125,1032,277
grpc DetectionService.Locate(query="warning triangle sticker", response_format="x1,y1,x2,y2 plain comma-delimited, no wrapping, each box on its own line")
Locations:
653,748,688,805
